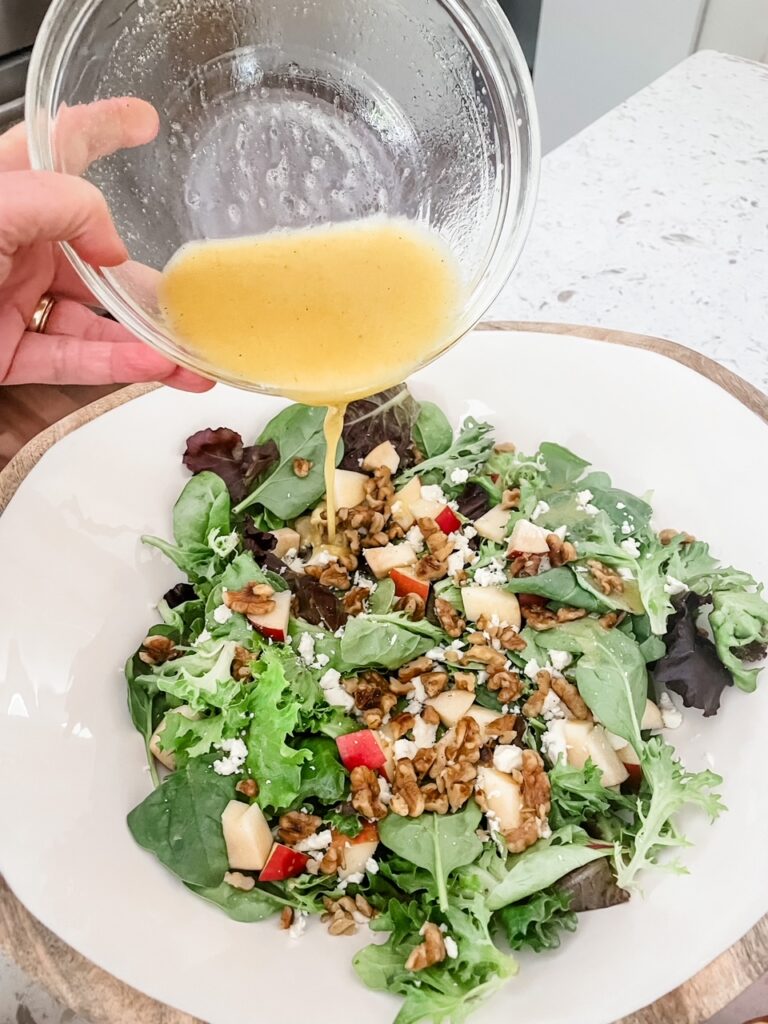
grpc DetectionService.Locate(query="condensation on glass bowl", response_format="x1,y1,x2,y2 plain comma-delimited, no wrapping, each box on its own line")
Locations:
26,0,539,390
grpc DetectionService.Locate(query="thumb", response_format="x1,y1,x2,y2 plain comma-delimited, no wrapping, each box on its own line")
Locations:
0,170,127,281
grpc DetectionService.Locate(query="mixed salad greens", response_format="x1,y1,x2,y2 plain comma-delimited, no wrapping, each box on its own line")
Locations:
126,386,768,1023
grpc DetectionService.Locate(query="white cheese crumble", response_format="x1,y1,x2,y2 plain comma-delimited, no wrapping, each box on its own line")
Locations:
378,776,393,805
283,549,306,573
319,668,354,711
463,525,478,540
196,629,212,645
413,716,438,750
297,632,316,666
406,525,425,552
541,720,567,765
493,744,523,773
365,857,379,875
449,468,469,485
444,936,459,959
473,558,508,587
541,690,566,721
531,500,550,521
524,658,543,680
406,676,427,715
616,502,626,510
213,604,233,624
340,872,364,888
421,484,448,504
449,531,476,567
213,738,248,776
288,911,307,939
553,525,568,540
620,537,641,558
447,551,466,577
353,572,376,591
425,647,447,662
664,575,688,596
485,809,502,835
658,691,683,729
295,829,333,853
621,520,634,535
394,738,419,761
548,650,572,672
576,490,599,515
618,567,635,580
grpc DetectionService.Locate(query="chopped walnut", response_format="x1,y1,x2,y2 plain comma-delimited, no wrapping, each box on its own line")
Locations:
343,586,369,616
522,604,587,631
556,606,588,623
224,871,255,891
398,657,434,682
412,745,438,779
421,670,449,696
464,644,507,674
418,517,454,563
422,705,440,726
476,615,525,651
452,671,476,692
388,712,416,740
388,522,406,541
223,581,275,616
139,634,177,665
305,562,352,591
397,592,426,620
292,457,313,478
486,714,519,743
321,894,376,937
508,552,543,578
414,553,448,582
350,765,388,819
232,645,254,681
443,716,482,764
587,559,624,595
319,844,343,875
495,441,517,453
442,760,478,810
278,810,322,845
550,675,592,721
435,598,466,638
522,669,552,718
503,750,551,854
547,533,577,566
235,778,259,798
280,906,295,929
421,783,450,814
364,466,395,512
390,759,425,817
659,528,695,545
487,669,523,704
599,610,625,630
501,487,521,509
406,922,446,971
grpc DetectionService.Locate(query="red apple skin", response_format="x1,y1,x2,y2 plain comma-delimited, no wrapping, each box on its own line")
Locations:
390,568,430,602
336,730,387,772
330,822,379,856
435,506,461,535
517,593,548,610
251,623,286,642
259,843,309,881
623,762,643,790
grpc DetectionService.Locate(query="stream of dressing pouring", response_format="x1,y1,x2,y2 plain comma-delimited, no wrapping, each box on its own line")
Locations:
159,216,464,539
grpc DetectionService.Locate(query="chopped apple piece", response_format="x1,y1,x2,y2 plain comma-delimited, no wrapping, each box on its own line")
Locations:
507,518,550,555
362,440,401,474
364,542,417,578
390,568,430,602
641,699,663,731
334,470,368,510
409,497,445,522
247,589,291,642
474,505,511,543
271,527,301,558
426,689,475,727
563,721,629,788
435,506,461,535
394,477,422,507
476,766,523,833
462,585,521,629
149,705,198,771
615,742,641,766
259,843,309,882
465,704,503,741
332,823,380,879
375,727,395,781
221,800,273,871
390,500,415,531
336,730,387,772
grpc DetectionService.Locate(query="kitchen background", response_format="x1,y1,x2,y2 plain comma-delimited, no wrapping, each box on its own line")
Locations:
3,0,768,145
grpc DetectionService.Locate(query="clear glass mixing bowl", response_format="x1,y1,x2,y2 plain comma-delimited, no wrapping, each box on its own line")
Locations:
25,0,539,394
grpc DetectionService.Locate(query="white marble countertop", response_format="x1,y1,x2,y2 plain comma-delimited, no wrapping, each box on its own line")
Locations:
3,47,767,1024
490,49,768,395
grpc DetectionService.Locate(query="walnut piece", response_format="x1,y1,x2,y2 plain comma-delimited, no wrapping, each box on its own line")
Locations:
388,712,416,741
414,553,448,582
435,598,466,638
587,559,624,595
522,604,587,631
232,645,254,681
551,675,592,721
278,810,322,844
501,486,521,509
292,457,313,478
139,634,177,666
422,670,449,697
397,592,426,620
659,528,695,546
486,714,518,743
280,906,295,929
441,760,477,810
390,759,425,817
343,586,369,616
305,562,352,591
508,553,542,578
443,716,481,765
223,581,275,616
398,656,434,682
406,922,447,971
235,778,259,798
364,466,395,512
487,669,523,704
503,750,551,854
417,517,454,562
522,669,552,718
451,671,475,693
224,870,255,891
547,533,577,567
351,765,388,820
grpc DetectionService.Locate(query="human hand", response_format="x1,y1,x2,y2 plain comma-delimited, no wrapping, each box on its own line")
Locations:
0,98,212,391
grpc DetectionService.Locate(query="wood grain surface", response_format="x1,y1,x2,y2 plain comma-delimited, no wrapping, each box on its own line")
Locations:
0,323,766,1024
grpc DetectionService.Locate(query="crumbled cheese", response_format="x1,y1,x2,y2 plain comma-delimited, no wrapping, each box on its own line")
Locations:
213,738,248,776
283,549,306,572
553,525,568,540
213,604,233,625
493,744,524,773
541,690,566,721
288,911,307,939
616,502,626,510
353,572,376,592
531,500,550,521
406,525,425,552
618,567,635,580
449,468,469,485
394,738,419,761
576,490,599,515
365,856,379,875
421,484,448,504
311,550,336,567
444,936,459,959
664,575,688,596
341,872,364,887
538,819,552,839
297,632,316,666
313,653,330,669
620,537,641,558
319,668,354,711
463,525,478,540
524,658,542,680
548,650,572,672
196,628,212,645
476,670,489,686
446,551,465,576
621,520,634,535
449,531,476,566
378,776,392,805
473,558,508,587
425,647,447,662
485,810,502,835
413,716,438,750
541,720,567,764
658,691,683,729
295,829,333,853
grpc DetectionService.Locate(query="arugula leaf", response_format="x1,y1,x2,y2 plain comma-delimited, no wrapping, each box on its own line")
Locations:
710,589,768,692
505,567,605,611
538,618,648,750
614,737,724,889
234,405,339,518
398,418,495,491
294,736,347,805
340,613,443,670
340,385,420,471
127,759,235,887
493,887,577,952
413,401,453,459
378,803,483,911
187,881,283,922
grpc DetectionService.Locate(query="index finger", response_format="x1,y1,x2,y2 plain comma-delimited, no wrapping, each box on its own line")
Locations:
0,97,159,173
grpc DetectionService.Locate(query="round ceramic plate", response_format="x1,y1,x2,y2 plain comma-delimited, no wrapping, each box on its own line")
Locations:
1,329,767,1024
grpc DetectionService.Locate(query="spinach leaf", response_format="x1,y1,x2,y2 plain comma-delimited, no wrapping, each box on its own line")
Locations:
709,589,768,692
127,759,235,887
398,417,495,491
368,577,396,614
505,567,605,611
538,442,589,490
234,405,339,518
378,802,482,911
537,618,648,750
125,626,178,787
340,385,420,471
187,880,283,922
340,613,443,670
295,736,347,805
413,401,453,459
487,835,612,911
493,887,577,952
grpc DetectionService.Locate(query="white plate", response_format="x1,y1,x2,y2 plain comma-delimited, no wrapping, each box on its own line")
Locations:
1,329,767,1024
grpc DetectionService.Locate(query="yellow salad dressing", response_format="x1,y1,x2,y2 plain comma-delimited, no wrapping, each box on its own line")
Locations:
160,217,463,537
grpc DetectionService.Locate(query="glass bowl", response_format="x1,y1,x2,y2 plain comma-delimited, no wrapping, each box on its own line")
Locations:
25,0,539,396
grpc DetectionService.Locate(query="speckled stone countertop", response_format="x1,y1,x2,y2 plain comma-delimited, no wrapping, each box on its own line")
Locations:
3,48,767,1024
489,50,768,395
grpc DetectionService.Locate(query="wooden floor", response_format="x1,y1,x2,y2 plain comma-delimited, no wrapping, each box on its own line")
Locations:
0,383,118,470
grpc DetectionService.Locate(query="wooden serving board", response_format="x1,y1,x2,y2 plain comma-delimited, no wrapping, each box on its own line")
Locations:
1,322,767,1024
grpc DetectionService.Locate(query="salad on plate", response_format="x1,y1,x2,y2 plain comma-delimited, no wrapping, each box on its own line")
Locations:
126,385,768,1024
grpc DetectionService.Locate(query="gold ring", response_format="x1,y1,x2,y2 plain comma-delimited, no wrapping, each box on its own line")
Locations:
28,294,56,334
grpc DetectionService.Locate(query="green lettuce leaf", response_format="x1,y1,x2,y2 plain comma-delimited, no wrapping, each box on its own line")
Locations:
493,887,577,952
709,589,768,692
